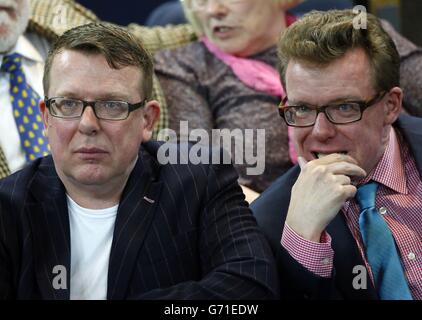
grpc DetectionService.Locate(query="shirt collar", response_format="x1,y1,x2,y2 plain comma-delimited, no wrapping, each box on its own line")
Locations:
366,128,408,194
3,34,44,64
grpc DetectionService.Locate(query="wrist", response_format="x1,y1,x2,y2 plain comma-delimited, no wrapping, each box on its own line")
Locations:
285,217,324,242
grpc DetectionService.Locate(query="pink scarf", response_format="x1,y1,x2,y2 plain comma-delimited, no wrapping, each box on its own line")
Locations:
201,14,298,164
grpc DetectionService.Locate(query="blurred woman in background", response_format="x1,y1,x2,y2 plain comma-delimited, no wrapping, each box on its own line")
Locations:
155,0,302,198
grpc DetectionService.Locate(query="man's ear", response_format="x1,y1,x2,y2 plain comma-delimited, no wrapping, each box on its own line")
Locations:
140,100,161,141
383,87,403,125
39,99,49,136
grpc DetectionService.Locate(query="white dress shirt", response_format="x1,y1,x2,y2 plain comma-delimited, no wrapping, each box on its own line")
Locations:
0,32,50,173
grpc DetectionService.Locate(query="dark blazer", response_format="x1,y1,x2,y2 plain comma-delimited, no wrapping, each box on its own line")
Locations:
0,141,279,300
251,115,422,300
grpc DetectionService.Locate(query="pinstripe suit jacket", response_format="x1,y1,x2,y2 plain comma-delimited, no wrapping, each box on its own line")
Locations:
0,141,279,300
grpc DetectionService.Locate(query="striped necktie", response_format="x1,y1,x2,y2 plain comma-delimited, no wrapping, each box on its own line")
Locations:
1,53,49,162
356,181,413,300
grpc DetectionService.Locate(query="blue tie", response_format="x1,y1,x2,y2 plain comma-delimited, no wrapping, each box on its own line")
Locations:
1,53,49,162
356,182,413,300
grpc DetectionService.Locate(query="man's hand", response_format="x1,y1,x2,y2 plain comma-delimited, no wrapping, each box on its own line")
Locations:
285,154,366,242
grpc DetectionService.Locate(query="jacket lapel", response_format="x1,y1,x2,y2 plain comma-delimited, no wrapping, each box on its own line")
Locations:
107,147,163,299
26,157,71,300
396,115,422,175
327,214,378,299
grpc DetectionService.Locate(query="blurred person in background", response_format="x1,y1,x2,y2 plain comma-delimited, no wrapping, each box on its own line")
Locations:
155,0,303,201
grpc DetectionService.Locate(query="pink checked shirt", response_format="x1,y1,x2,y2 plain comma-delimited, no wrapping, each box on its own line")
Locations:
281,128,422,299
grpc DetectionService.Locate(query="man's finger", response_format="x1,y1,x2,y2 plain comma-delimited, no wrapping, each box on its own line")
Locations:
314,153,358,165
329,162,367,178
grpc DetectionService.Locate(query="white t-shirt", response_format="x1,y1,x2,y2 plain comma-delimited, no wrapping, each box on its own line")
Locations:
67,195,118,300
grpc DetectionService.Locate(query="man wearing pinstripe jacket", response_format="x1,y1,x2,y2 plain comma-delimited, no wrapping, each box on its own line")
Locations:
0,23,279,300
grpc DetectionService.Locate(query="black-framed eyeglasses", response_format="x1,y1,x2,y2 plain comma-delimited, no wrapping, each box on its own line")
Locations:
44,97,147,121
278,91,387,127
